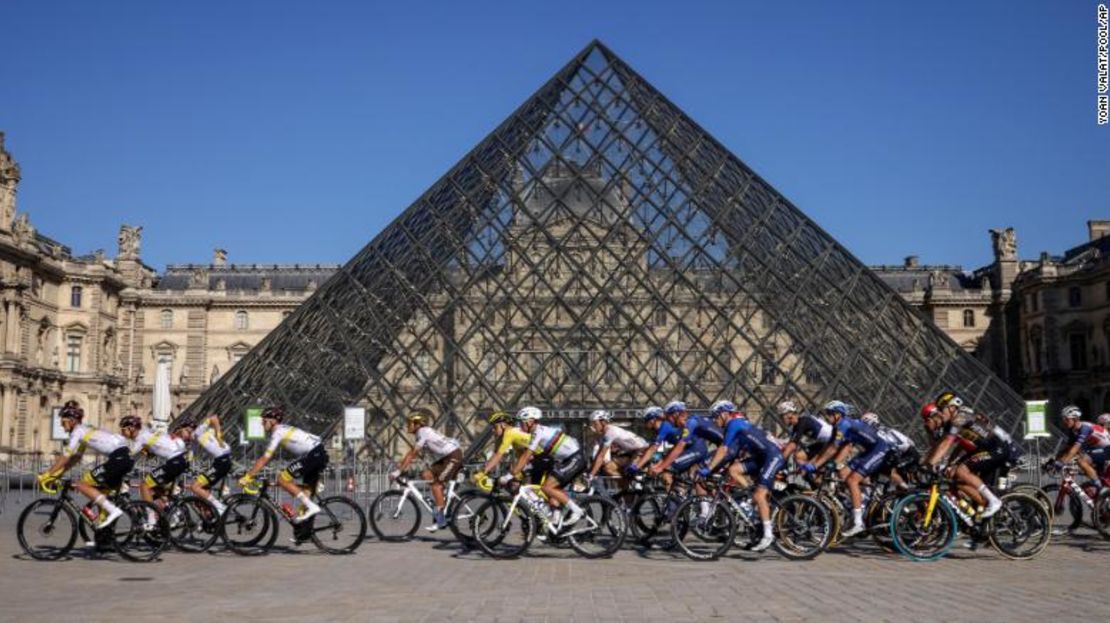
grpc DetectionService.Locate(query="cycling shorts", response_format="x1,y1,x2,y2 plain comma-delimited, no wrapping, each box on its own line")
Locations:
145,453,189,487
81,447,135,491
281,444,329,487
197,454,232,488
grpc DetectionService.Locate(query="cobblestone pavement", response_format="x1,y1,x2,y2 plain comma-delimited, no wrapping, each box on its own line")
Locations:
1,505,1108,623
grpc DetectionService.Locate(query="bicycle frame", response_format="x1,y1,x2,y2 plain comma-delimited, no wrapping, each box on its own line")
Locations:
391,478,460,516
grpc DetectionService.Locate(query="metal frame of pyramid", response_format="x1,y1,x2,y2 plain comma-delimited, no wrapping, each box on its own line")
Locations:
178,40,1028,457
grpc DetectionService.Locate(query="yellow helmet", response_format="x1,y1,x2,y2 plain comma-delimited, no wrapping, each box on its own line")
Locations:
407,413,428,427
487,411,512,425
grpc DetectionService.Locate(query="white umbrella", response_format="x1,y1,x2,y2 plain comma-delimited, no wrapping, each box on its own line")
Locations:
152,357,172,430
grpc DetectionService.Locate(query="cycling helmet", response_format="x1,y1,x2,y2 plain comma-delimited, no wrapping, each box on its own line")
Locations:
1097,413,1110,427
935,392,964,410
407,413,428,426
261,406,285,422
920,403,939,420
710,400,737,415
590,409,612,422
59,403,84,421
119,415,142,429
515,406,543,421
861,412,879,426
776,400,800,416
487,411,512,426
1061,405,1082,420
642,406,664,422
821,400,850,417
664,400,687,415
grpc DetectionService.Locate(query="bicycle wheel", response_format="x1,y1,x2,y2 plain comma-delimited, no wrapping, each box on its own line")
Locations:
866,493,897,553
773,494,832,560
566,495,627,559
631,492,678,549
448,490,492,547
987,492,1051,560
890,492,958,561
113,500,169,562
1093,488,1110,539
1041,484,1084,532
368,490,421,542
220,495,278,556
309,496,367,554
17,499,78,560
1010,484,1053,518
473,497,534,559
167,496,220,553
818,493,845,547
671,496,735,561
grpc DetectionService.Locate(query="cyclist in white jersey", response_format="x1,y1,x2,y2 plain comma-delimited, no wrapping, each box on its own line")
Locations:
393,413,464,531
504,406,586,528
586,409,649,483
862,412,919,488
120,416,189,526
37,402,132,528
239,407,326,523
176,414,232,514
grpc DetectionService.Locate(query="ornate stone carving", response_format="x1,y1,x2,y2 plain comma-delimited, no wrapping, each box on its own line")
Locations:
990,227,1017,260
11,212,34,244
118,225,143,258
189,268,208,289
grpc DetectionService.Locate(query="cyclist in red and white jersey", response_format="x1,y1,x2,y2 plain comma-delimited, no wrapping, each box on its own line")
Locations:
1053,405,1110,486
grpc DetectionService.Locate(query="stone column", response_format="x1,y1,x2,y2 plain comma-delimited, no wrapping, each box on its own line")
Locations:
6,301,21,356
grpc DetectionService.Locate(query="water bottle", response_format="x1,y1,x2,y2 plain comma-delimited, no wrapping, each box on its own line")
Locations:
281,502,296,519
81,504,98,523
739,499,756,522
521,488,549,523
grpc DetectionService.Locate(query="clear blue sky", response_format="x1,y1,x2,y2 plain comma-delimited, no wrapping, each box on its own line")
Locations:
0,1,1106,271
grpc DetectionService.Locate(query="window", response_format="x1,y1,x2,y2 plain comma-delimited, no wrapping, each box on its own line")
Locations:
1030,331,1043,373
1031,292,1039,312
654,307,667,327
760,357,778,385
962,309,975,328
65,334,82,372
70,286,82,308
1069,333,1088,371
1069,287,1082,308
230,348,248,365
234,310,249,330
160,309,173,329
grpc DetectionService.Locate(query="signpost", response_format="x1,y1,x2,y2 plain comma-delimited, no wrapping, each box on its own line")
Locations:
1024,400,1051,439
344,407,366,441
50,406,66,441
244,406,265,441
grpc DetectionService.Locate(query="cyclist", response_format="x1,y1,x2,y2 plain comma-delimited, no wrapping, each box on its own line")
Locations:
921,392,1003,519
239,407,326,523
648,401,723,477
503,406,586,529
36,402,133,529
586,409,649,484
175,414,231,514
392,413,463,531
1099,413,1110,428
1052,405,1110,487
627,406,677,482
802,400,891,537
119,415,189,528
702,400,784,551
861,412,919,488
476,411,532,485
778,400,836,464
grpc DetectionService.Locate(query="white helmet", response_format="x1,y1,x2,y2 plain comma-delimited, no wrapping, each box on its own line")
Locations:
777,400,800,416
1097,413,1110,427
861,412,879,426
515,406,543,421
1062,405,1082,420
590,409,612,422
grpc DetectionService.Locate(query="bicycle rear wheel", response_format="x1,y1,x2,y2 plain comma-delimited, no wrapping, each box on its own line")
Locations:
113,500,169,562
448,490,492,547
866,493,897,553
473,497,534,559
773,494,832,560
671,496,735,561
309,496,367,554
566,495,627,559
1094,488,1110,539
889,492,957,562
167,496,220,553
368,490,421,541
1041,484,1084,532
17,499,78,560
220,495,278,556
987,492,1051,559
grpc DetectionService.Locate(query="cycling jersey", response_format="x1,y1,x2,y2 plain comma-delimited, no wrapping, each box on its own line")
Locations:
789,414,834,448
682,415,724,446
414,426,461,460
599,425,648,454
653,421,683,446
528,425,580,461
1067,423,1110,449
835,418,885,451
194,420,231,458
876,426,915,453
496,427,534,455
263,424,322,458
130,428,187,460
942,411,1013,453
722,418,778,459
64,424,128,457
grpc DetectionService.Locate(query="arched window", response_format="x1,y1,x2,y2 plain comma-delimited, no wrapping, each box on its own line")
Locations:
160,309,173,329
70,286,83,308
234,310,249,330
962,309,975,328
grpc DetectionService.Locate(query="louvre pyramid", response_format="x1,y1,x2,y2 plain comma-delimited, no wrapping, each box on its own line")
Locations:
179,41,1027,455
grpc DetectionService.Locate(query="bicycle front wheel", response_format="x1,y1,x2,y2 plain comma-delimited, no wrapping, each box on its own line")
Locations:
448,490,492,547
1093,488,1110,539
1041,484,1084,532
167,496,220,553
17,499,78,560
113,500,169,562
310,496,367,554
987,492,1052,559
773,494,832,560
220,495,278,556
368,490,421,542
473,497,534,559
567,495,627,559
671,496,735,561
889,492,957,562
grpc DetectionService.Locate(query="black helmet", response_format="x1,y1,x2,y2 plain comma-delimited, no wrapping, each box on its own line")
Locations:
261,406,285,422
59,404,84,421
120,415,142,429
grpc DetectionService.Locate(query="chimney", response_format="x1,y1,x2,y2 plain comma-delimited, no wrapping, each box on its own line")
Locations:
1087,220,1110,242
904,255,919,268
213,248,227,267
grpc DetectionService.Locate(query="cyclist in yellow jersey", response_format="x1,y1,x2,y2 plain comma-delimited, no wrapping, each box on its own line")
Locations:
475,411,538,485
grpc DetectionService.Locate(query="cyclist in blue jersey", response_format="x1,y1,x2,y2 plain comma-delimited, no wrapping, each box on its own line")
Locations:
648,400,723,477
1053,405,1110,486
701,400,784,551
629,405,682,487
802,400,891,537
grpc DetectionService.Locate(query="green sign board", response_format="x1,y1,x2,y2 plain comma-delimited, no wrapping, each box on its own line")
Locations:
1024,400,1051,439
244,406,265,441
